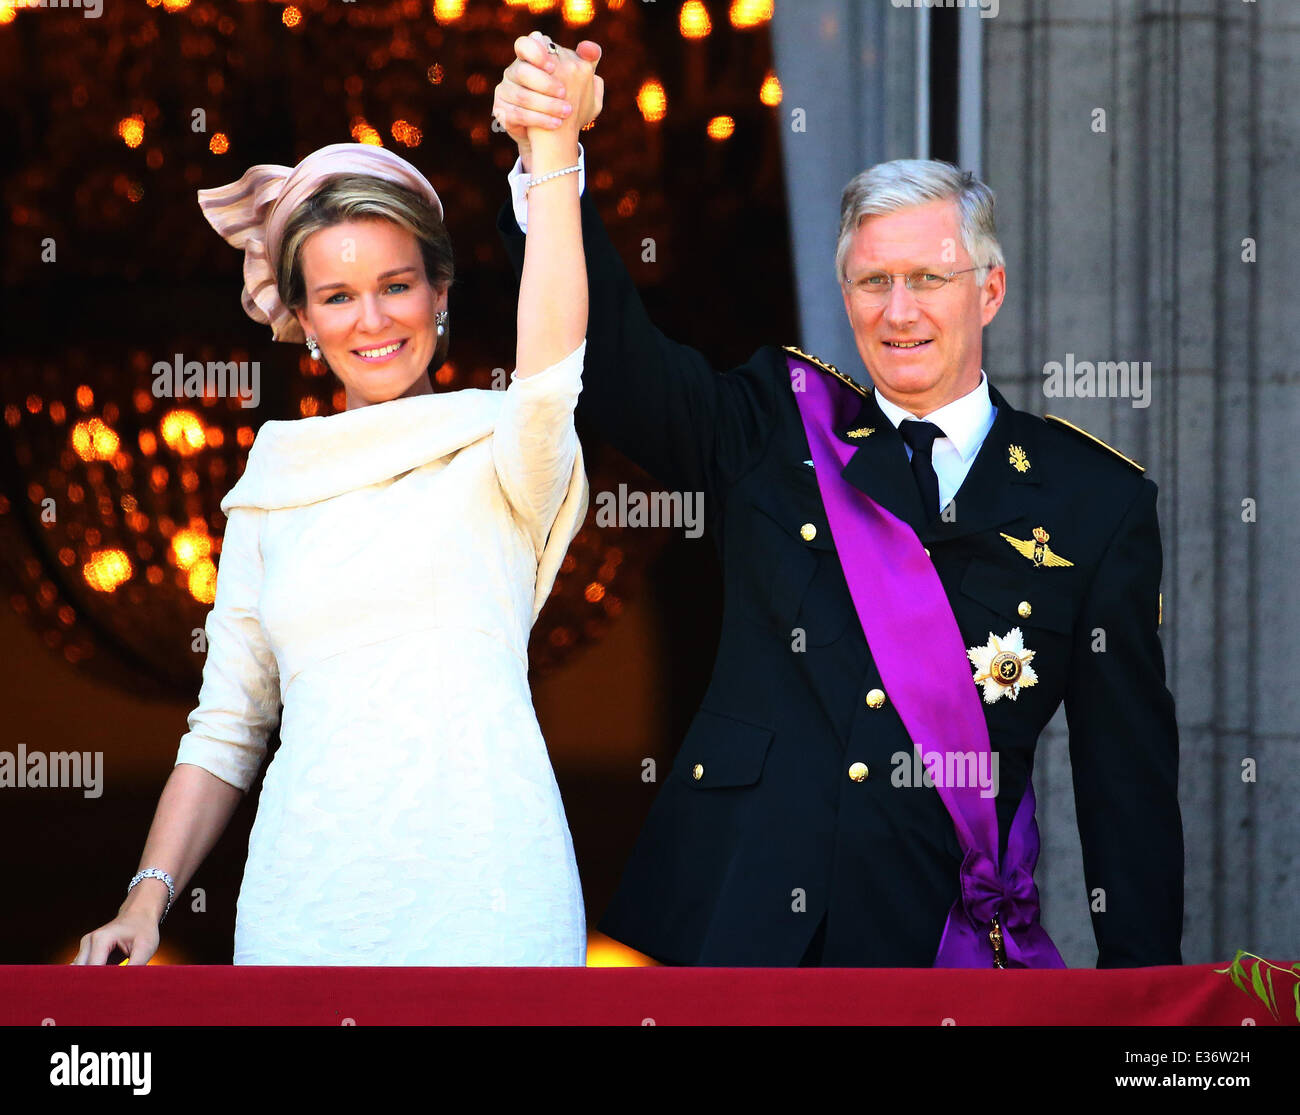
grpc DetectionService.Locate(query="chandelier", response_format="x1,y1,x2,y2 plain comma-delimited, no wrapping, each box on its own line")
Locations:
0,0,777,697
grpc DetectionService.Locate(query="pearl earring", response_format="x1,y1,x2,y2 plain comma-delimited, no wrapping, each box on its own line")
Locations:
306,336,321,359
436,309,449,338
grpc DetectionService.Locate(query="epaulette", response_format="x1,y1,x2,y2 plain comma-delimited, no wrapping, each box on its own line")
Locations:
781,345,868,399
1043,414,1145,472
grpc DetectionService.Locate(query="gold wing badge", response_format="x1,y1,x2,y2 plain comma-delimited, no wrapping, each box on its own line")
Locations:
1000,526,1074,569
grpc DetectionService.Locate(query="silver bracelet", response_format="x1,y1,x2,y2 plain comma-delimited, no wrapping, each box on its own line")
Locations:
525,162,581,195
128,868,176,922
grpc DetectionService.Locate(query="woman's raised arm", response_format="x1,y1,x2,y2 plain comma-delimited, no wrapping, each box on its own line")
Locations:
513,39,598,378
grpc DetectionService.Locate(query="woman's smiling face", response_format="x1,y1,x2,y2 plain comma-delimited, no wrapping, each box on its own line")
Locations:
293,218,447,410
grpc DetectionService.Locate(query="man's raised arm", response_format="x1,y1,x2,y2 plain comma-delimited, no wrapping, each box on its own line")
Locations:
492,34,779,502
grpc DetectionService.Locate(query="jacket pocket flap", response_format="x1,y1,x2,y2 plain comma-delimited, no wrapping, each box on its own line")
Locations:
676,710,775,788
959,557,1075,634
749,470,836,552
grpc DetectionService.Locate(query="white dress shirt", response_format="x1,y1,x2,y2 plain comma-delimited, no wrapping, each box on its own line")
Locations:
509,145,587,233
873,373,997,513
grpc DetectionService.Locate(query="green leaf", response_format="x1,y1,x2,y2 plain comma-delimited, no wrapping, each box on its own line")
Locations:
1249,959,1272,1012
1222,951,1300,1021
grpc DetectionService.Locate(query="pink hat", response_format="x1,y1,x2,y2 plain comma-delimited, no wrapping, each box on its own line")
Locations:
197,142,444,344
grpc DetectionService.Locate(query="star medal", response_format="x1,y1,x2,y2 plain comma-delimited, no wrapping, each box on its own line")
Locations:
967,627,1038,704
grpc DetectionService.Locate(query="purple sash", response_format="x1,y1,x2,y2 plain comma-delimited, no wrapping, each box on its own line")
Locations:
787,354,1064,969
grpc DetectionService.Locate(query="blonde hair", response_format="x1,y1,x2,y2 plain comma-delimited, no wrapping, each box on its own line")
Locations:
276,174,454,371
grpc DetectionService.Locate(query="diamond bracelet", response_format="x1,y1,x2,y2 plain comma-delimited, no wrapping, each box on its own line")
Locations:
127,867,176,922
525,162,581,196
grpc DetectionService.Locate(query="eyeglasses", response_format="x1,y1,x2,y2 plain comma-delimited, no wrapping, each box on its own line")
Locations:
843,267,981,301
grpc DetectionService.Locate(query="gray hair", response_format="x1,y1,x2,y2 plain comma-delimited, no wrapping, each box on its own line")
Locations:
834,158,1004,285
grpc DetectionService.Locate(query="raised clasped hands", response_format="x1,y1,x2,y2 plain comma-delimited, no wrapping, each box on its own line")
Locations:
493,31,604,170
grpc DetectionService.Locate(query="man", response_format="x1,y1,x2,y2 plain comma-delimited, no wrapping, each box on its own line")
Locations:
492,35,1183,967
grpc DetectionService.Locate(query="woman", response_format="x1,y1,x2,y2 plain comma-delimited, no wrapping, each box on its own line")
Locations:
73,41,601,965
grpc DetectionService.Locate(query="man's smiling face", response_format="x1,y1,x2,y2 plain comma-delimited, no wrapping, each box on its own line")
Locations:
840,197,1006,417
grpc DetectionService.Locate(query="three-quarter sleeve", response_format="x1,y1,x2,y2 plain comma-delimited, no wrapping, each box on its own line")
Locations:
173,504,281,793
492,339,585,556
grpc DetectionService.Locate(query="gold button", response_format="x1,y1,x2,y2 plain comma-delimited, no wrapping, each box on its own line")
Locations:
1017,600,1032,618
800,522,817,542
865,688,886,709
848,762,869,782
691,763,704,781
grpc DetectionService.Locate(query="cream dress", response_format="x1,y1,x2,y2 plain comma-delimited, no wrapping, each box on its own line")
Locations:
174,342,589,965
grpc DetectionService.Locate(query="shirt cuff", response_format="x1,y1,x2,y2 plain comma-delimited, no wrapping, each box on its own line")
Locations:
508,143,585,234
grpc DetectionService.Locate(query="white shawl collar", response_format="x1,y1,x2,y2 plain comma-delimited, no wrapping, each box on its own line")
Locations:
219,388,500,512
218,387,588,624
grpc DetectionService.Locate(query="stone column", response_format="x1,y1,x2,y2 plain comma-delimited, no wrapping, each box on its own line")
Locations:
982,0,1298,965
771,0,920,375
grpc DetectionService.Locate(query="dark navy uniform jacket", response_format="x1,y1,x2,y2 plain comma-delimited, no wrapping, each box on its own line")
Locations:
499,195,1184,968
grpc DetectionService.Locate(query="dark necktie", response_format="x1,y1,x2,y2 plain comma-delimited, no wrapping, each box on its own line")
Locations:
898,419,946,519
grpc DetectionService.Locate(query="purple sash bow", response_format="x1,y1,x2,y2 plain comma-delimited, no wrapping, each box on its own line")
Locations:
787,354,1064,969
